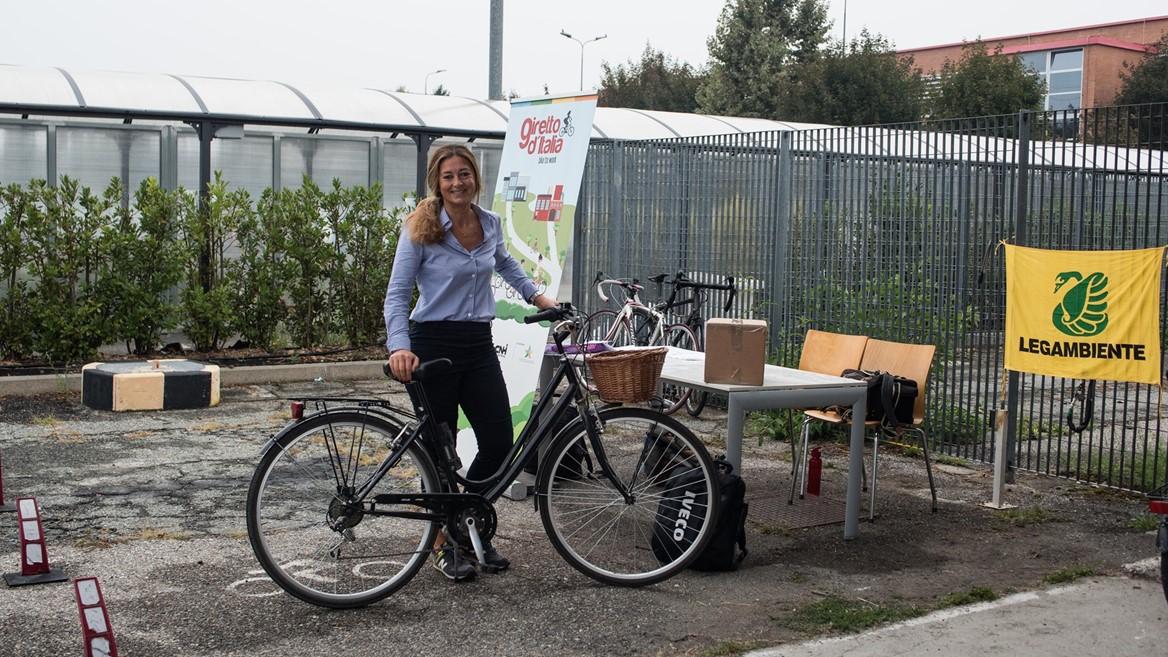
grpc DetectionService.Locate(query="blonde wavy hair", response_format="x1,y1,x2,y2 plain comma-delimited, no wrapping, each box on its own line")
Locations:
406,144,483,245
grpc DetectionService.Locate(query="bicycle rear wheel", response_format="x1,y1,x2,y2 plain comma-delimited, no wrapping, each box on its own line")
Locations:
247,411,440,608
685,327,708,417
659,323,697,415
537,407,719,586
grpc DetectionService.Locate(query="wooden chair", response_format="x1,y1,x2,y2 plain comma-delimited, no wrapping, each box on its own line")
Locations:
792,338,938,519
787,330,868,503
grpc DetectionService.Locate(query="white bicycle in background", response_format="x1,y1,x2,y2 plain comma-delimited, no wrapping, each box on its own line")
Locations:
581,273,701,415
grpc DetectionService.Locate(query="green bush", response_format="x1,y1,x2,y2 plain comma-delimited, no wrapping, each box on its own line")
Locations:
281,177,333,347
0,183,36,359
98,179,187,355
0,174,405,360
181,173,248,351
327,182,400,347
233,188,289,350
24,178,110,364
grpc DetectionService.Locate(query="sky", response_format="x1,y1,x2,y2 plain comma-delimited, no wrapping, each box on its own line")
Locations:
2,0,1165,100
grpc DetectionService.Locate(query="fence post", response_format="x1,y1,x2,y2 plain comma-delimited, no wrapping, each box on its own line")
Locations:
769,131,793,351
1004,110,1031,483
572,165,588,305
957,161,971,305
607,141,624,280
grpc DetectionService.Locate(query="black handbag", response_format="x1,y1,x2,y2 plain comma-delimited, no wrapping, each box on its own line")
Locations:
838,368,918,426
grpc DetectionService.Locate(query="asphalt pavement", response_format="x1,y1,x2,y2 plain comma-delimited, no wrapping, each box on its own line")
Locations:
0,372,1163,657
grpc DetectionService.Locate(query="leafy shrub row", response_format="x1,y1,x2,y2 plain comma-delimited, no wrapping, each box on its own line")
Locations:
0,174,405,363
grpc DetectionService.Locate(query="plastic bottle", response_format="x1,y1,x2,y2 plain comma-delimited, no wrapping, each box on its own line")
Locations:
807,447,822,496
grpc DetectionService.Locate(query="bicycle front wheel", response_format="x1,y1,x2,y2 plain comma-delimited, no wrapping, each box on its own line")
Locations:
247,411,440,608
583,309,632,347
537,407,719,586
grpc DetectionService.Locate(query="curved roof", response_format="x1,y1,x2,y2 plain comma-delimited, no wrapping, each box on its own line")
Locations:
0,63,825,140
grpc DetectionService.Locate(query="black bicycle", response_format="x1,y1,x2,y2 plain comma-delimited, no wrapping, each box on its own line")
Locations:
245,304,720,608
645,271,736,417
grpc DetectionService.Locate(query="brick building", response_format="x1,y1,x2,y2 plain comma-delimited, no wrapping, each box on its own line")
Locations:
898,15,1167,110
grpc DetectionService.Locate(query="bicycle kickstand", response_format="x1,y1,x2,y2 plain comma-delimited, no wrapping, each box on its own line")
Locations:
464,516,504,574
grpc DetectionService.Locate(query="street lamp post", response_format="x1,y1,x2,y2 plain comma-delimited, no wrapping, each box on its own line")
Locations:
424,68,447,94
559,30,607,90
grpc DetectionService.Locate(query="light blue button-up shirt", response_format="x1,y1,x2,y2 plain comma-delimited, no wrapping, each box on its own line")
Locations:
383,204,538,353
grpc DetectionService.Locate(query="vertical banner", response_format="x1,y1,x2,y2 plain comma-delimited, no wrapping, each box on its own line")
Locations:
1004,244,1164,384
455,93,596,459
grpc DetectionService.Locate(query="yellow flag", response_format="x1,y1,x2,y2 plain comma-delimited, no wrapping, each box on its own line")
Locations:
1005,244,1164,385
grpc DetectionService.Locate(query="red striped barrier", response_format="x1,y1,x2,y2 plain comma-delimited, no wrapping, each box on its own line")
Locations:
0,449,15,512
73,577,119,657
3,496,67,586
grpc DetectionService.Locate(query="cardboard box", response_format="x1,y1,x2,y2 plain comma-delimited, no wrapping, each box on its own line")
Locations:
704,318,768,385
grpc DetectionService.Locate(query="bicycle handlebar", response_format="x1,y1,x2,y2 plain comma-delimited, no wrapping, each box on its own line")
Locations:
593,271,643,304
524,306,567,324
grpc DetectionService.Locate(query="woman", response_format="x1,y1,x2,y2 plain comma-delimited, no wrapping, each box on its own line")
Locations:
384,144,556,582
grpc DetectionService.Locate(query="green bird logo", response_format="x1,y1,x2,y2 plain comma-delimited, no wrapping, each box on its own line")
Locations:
1051,271,1109,337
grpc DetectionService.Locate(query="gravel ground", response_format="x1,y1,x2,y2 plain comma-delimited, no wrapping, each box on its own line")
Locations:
0,378,1158,657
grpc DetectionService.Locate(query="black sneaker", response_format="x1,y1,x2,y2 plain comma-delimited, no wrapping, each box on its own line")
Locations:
432,543,476,581
462,541,511,573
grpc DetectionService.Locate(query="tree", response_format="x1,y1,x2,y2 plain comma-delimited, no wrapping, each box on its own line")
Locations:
598,44,704,112
1111,34,1168,146
431,84,450,96
1115,34,1168,106
784,30,926,125
697,0,830,118
931,41,1045,119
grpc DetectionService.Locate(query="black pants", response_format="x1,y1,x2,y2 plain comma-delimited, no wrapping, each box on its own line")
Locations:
409,321,513,493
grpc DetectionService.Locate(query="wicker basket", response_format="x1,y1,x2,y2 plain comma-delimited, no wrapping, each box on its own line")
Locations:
586,346,668,403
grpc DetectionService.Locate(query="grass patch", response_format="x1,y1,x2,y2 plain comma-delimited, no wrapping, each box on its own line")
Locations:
933,454,969,468
1043,565,1097,585
71,532,117,549
32,416,59,426
126,527,194,542
748,519,789,536
899,445,924,458
699,640,766,657
993,506,1062,527
785,595,924,634
749,408,840,446
1059,448,1167,493
192,421,227,432
47,428,86,444
1128,513,1160,532
939,586,998,608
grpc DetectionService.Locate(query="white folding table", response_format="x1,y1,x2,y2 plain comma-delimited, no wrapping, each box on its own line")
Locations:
658,348,869,540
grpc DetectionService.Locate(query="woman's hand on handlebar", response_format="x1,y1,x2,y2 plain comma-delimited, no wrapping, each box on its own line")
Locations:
388,349,420,383
531,293,558,310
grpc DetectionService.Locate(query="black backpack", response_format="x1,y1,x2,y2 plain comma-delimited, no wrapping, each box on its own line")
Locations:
651,458,748,572
838,368,918,426
688,459,748,572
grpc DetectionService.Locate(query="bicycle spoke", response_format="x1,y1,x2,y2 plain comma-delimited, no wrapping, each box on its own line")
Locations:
540,408,718,586
248,415,439,607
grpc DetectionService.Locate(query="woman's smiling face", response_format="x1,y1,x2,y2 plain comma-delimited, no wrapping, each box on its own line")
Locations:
438,155,477,208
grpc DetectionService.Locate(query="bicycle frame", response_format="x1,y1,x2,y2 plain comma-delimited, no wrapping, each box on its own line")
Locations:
294,329,634,525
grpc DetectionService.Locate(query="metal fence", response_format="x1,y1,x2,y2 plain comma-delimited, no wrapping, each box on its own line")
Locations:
575,104,1168,493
